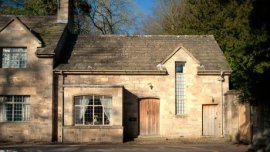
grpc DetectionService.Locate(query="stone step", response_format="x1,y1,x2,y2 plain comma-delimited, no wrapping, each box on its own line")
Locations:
134,136,168,141
129,136,229,144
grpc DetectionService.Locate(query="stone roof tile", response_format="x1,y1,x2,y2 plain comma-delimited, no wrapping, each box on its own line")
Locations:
56,35,231,72
0,15,66,55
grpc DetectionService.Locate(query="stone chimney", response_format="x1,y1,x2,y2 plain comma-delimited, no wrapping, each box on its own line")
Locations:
57,0,69,23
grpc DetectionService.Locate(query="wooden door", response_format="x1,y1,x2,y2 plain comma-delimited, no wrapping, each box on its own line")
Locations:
139,98,160,136
203,104,218,136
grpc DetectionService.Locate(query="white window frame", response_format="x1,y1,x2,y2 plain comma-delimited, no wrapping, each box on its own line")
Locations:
0,95,30,122
1,48,27,68
175,62,185,115
74,95,112,126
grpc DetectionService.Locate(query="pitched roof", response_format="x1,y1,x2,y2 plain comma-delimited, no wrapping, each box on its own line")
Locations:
55,35,231,74
0,15,66,56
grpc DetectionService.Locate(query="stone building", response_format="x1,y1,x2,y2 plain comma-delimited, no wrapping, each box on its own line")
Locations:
0,0,247,143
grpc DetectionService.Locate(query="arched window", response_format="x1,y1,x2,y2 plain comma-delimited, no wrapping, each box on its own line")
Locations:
74,95,112,126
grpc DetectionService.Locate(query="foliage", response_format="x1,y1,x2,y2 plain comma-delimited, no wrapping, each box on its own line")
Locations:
0,0,57,16
249,130,270,151
143,0,270,103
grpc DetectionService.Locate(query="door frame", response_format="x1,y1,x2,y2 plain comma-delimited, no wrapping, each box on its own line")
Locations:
139,98,160,136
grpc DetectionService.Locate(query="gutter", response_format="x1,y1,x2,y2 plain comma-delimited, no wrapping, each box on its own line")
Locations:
62,84,124,88
36,53,55,58
53,69,232,75
197,70,232,75
53,70,168,75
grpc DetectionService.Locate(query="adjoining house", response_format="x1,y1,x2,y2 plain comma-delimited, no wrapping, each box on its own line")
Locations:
0,0,250,143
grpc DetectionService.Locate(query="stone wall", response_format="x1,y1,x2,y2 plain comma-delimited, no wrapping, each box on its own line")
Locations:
0,20,54,142
63,126,123,143
224,90,251,143
57,47,230,142
56,84,124,143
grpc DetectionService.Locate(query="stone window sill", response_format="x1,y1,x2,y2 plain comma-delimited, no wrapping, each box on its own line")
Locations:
175,114,188,118
64,125,123,129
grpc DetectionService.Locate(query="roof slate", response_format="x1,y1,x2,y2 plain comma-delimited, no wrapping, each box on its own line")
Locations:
56,35,231,72
0,15,66,55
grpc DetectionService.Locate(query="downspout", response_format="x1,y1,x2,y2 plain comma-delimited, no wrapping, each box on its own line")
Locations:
218,71,225,137
61,70,64,143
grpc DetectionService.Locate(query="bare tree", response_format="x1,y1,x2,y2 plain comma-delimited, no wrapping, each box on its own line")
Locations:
88,0,136,34
140,0,182,35
72,0,137,35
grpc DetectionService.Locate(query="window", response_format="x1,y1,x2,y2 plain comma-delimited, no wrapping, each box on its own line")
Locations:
74,95,112,126
0,96,30,122
1,48,27,68
175,63,185,115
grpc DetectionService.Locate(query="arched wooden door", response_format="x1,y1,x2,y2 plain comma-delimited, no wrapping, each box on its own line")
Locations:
139,98,160,136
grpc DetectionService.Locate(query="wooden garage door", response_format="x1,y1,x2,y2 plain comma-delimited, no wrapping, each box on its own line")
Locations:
203,104,218,136
139,98,160,136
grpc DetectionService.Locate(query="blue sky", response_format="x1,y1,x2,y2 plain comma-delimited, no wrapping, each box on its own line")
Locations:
134,0,155,16
3,0,156,16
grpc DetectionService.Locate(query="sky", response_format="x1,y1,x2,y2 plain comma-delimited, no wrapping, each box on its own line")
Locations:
135,0,155,16
1,0,156,34
3,0,156,15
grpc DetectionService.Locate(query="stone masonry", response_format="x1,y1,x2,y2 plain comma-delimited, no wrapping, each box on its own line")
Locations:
55,47,230,141
0,19,54,142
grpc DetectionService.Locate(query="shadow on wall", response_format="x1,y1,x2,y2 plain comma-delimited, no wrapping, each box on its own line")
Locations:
54,27,78,67
123,89,139,142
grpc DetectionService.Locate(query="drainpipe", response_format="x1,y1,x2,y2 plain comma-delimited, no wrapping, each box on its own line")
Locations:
218,71,225,137
61,70,64,143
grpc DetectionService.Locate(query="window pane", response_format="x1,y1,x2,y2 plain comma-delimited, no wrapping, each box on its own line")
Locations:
5,96,12,103
23,104,30,121
176,64,183,73
2,48,27,68
101,96,112,125
0,97,5,103
94,106,103,125
176,63,185,115
84,96,93,106
84,106,93,125
2,49,10,68
74,95,112,126
74,96,83,105
0,104,4,121
74,106,83,124
5,104,13,121
0,95,30,122
14,103,22,121
14,96,23,103
94,96,102,105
